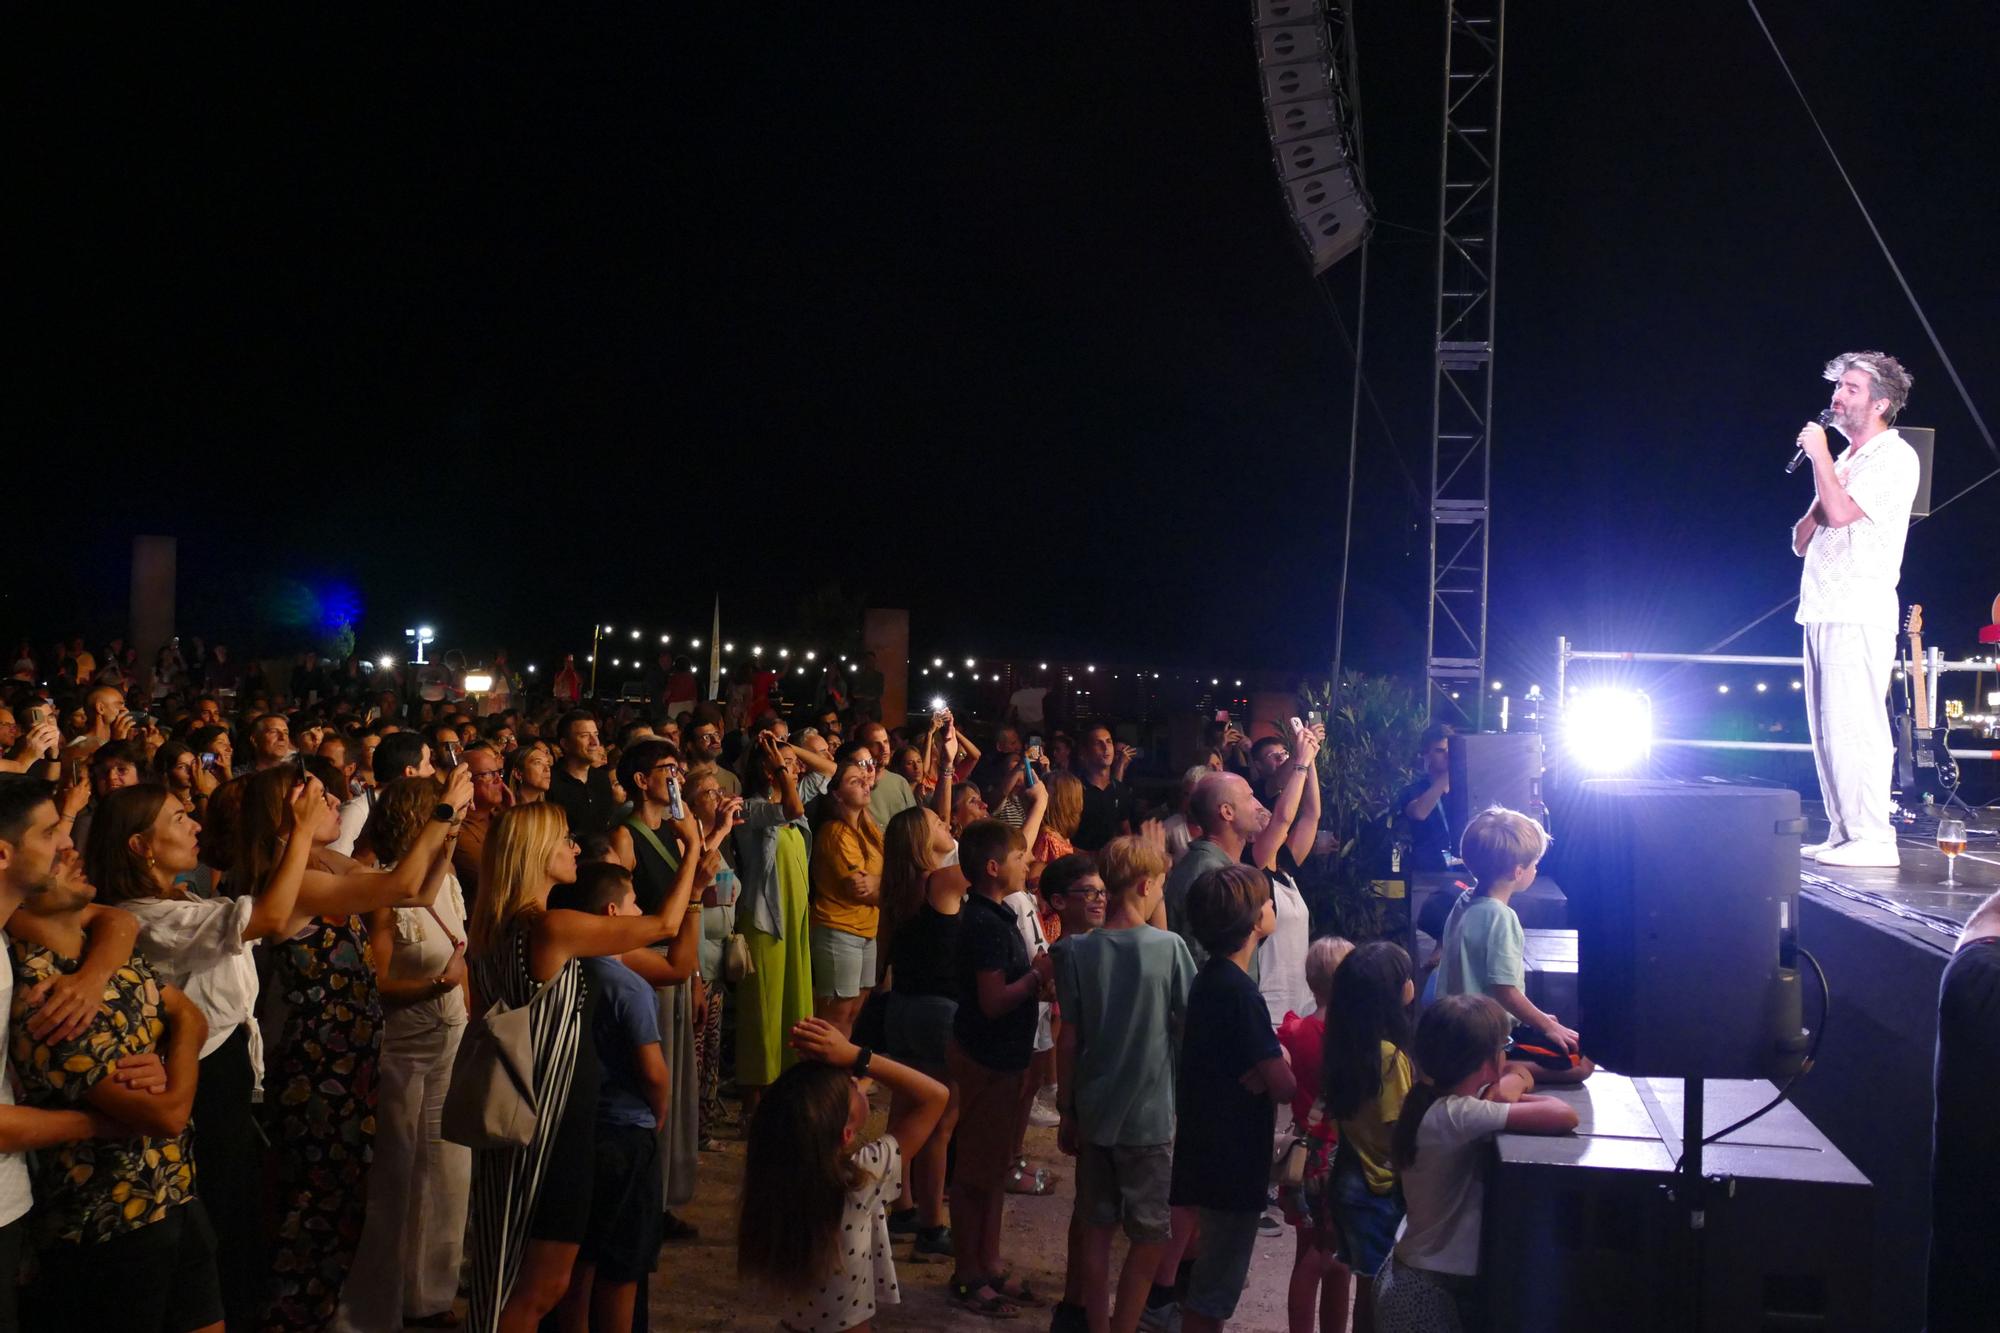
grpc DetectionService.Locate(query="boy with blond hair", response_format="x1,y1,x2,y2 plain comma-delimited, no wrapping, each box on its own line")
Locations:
1438,806,1593,1082
1055,833,1195,1333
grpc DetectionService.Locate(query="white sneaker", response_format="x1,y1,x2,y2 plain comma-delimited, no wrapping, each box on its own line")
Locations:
1028,1090,1062,1128
1814,840,1901,868
1800,840,1838,858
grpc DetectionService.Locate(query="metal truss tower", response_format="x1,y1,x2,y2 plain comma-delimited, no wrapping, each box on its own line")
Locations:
1425,0,1505,726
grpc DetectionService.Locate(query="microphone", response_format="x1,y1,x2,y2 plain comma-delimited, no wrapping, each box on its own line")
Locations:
1786,409,1837,474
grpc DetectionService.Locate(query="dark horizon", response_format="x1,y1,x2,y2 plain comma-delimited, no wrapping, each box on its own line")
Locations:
17,5,1998,692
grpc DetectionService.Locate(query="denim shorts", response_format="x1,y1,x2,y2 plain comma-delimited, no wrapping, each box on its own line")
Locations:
1330,1150,1406,1277
809,924,878,999
1183,1208,1262,1320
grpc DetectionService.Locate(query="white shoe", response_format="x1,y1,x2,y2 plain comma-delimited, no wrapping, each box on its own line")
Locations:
1814,840,1901,868
1028,1086,1062,1128
1800,840,1837,859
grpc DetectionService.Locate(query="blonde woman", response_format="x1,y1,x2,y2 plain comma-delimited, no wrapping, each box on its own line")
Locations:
465,800,708,1333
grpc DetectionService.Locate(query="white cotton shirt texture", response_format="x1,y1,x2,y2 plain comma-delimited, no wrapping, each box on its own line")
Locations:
0,950,33,1226
1392,1094,1513,1276
383,873,470,1039
124,893,266,1093
1003,890,1056,1053
779,1136,903,1332
329,793,371,857
1256,870,1315,1023
1795,428,1921,631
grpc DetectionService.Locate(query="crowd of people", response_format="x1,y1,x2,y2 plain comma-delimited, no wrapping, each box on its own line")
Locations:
0,631,1606,1333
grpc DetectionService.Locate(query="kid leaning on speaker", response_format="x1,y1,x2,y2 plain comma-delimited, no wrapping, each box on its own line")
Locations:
1435,807,1595,1084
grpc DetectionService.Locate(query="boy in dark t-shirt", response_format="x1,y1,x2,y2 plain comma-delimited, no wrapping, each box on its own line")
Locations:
1168,862,1295,1333
947,819,1051,1318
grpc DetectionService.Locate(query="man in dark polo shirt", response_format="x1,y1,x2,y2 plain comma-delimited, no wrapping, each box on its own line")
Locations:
1074,723,1137,851
948,818,1052,1315
1929,885,2000,1331
549,708,616,839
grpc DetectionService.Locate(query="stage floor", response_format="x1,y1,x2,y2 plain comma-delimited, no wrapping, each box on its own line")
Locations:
1800,799,1996,943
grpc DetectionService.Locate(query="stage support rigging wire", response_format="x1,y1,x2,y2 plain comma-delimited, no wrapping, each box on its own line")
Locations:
1326,0,1369,707
1742,0,1998,466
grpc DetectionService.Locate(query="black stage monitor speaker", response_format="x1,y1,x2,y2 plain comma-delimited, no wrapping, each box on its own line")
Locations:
1444,731,1545,838
1563,780,1806,1079
1897,425,1935,517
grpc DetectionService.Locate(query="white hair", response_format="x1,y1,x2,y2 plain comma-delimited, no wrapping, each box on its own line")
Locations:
1824,350,1913,424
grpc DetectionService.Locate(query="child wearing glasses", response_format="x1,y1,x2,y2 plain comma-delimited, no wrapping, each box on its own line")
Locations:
1051,832,1195,1333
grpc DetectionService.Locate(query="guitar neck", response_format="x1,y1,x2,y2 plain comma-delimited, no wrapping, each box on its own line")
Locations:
1909,635,1930,727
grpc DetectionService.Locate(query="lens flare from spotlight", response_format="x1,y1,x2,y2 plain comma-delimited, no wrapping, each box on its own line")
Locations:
1565,688,1653,773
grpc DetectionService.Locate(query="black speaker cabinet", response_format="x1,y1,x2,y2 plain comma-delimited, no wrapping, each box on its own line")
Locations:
1444,730,1545,836
1564,780,1805,1079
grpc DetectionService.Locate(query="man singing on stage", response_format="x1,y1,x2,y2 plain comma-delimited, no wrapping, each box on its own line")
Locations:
1791,350,1920,868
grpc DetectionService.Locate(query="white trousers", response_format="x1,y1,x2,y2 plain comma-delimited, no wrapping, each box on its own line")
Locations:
335,1020,470,1331
1802,622,1895,847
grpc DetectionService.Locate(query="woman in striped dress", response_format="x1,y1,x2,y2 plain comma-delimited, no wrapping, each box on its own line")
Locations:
465,800,707,1333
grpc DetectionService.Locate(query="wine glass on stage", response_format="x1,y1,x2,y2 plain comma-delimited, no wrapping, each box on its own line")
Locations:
1937,816,1967,885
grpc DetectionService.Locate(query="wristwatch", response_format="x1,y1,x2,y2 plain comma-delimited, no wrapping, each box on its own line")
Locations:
851,1047,874,1079
431,803,456,824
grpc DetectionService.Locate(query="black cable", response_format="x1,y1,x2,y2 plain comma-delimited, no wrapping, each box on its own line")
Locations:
1703,945,1828,1145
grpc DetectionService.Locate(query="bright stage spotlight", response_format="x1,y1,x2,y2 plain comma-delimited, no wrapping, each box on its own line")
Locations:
1564,688,1653,774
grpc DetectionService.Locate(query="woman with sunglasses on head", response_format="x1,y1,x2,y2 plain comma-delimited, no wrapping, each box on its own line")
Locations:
465,796,708,1333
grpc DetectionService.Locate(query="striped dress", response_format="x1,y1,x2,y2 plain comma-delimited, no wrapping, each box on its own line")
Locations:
466,920,592,1333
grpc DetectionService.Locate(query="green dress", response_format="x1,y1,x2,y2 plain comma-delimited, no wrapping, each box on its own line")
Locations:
734,817,813,1087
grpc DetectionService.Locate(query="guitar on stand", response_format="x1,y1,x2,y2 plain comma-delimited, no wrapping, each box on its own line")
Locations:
1896,604,1960,804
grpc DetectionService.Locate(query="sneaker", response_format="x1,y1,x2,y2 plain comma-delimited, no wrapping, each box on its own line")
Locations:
1028,1097,1062,1129
911,1225,955,1260
886,1207,921,1237
1800,840,1838,858
1258,1209,1284,1235
1815,840,1901,868
1139,1301,1183,1333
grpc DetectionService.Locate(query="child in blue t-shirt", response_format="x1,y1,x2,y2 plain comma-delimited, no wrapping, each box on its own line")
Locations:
1168,863,1295,1333
1437,807,1593,1083
550,863,681,1333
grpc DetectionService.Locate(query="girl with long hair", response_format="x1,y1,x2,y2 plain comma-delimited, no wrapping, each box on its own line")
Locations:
739,1017,948,1333
238,760,475,1331
84,777,320,1330
876,803,968,1258
1320,940,1417,1333
806,756,884,1037
465,799,708,1333
1373,995,1577,1331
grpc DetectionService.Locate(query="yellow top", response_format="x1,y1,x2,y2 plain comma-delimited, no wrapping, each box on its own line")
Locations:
809,814,884,938
1338,1040,1414,1195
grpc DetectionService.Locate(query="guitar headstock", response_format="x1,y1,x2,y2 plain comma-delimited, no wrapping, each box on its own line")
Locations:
1904,604,1924,638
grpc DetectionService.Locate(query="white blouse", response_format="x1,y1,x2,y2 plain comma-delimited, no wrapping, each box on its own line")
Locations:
778,1136,902,1332
383,872,469,1040
124,893,265,1093
1257,870,1315,1024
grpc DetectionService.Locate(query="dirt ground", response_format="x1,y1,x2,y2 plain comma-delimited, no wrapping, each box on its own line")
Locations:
653,1099,1340,1332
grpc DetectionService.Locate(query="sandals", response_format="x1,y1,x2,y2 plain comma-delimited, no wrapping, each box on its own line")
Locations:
949,1276,1022,1319
986,1272,1048,1308
1004,1158,1058,1196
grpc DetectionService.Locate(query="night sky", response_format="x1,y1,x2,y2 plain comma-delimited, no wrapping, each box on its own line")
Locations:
18,4,1998,695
